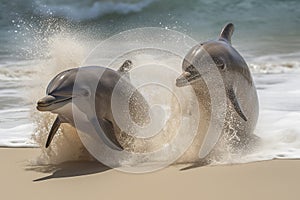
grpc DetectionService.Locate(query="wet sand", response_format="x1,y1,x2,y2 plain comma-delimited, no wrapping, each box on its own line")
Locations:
0,148,299,200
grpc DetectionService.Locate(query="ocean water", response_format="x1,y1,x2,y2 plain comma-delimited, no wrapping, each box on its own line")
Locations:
0,0,300,165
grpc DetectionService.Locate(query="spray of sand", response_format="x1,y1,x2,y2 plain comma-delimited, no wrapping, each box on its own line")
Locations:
18,20,95,165
22,20,255,168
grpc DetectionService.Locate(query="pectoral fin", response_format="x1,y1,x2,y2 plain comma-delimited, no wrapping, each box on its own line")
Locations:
227,88,248,121
91,117,123,151
45,116,61,148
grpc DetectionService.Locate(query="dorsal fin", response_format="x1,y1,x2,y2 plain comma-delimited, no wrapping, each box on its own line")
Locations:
117,60,132,73
117,60,132,81
219,23,234,44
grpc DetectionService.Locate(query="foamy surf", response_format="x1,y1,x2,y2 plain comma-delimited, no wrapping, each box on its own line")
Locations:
25,56,300,166
2,34,300,166
1,14,300,167
212,72,300,165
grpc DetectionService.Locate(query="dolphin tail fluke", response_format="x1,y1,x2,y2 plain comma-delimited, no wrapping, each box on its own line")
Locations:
219,23,234,44
45,116,61,148
227,88,248,121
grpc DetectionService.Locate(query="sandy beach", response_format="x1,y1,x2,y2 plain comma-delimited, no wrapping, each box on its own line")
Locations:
1,148,299,200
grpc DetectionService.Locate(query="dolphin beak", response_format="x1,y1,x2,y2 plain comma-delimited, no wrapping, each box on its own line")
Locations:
37,95,56,111
37,95,56,108
176,72,192,87
37,95,72,111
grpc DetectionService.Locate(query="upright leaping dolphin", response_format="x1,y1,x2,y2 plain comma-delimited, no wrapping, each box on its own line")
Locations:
176,23,259,161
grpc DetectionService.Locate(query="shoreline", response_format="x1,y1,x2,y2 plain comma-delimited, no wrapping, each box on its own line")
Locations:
1,148,300,200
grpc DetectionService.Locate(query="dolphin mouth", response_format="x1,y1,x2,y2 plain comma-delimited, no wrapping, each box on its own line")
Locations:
176,72,201,87
37,95,72,111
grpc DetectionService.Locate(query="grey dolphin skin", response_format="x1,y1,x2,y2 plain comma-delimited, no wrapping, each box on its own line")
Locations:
176,23,259,159
37,60,150,150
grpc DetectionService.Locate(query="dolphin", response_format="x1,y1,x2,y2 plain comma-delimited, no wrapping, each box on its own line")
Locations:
37,60,150,150
176,23,259,159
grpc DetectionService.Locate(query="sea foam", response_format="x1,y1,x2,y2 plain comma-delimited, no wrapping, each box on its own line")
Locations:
0,19,300,166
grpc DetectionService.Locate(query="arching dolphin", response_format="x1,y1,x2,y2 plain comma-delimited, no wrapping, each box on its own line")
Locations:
37,60,150,150
176,23,259,160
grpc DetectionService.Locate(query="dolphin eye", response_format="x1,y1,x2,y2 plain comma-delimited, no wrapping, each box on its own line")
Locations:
218,63,226,71
78,88,90,97
186,65,197,73
214,58,226,71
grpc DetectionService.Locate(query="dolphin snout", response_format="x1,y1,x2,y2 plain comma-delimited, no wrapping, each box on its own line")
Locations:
37,95,56,109
37,95,71,111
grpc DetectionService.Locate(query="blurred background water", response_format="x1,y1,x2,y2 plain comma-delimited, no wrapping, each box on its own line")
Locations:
1,0,299,60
